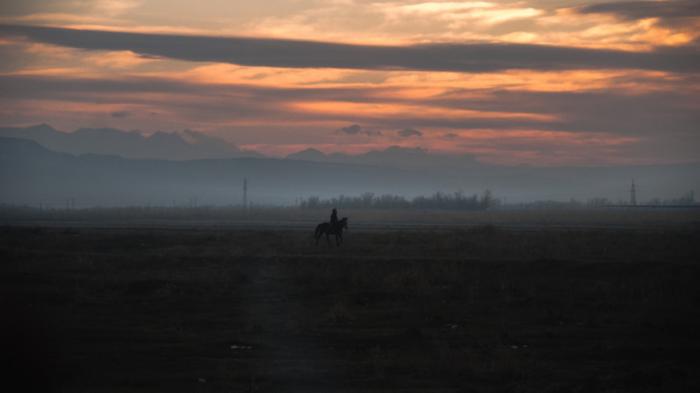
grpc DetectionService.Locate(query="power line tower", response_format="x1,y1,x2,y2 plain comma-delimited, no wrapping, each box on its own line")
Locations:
630,179,637,206
242,177,248,209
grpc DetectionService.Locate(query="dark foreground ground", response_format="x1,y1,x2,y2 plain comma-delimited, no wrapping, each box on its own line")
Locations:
2,224,700,392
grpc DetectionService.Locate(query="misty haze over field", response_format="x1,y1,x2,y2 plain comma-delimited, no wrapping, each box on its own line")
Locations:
1,125,698,207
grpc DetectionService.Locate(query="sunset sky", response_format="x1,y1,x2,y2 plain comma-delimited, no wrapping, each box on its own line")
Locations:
0,0,698,165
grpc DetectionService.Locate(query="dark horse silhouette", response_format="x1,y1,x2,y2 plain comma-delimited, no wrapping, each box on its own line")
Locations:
315,217,348,246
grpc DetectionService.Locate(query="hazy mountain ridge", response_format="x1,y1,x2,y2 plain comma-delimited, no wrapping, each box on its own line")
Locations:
3,124,477,170
0,137,437,206
286,146,479,170
1,136,699,207
0,124,261,160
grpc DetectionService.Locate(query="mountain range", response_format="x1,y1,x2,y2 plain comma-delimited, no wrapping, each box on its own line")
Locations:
0,136,437,206
1,124,478,170
286,147,479,171
0,124,260,161
1,131,699,207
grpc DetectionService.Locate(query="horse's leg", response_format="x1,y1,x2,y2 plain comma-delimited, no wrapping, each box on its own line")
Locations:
326,232,331,245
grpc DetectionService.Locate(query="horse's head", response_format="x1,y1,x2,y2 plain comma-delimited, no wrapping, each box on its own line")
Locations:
340,217,348,229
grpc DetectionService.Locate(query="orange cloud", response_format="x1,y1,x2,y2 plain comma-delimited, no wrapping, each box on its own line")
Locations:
289,101,556,122
85,50,156,69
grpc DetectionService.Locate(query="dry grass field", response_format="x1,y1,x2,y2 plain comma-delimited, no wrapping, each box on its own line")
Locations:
3,206,700,229
2,216,700,392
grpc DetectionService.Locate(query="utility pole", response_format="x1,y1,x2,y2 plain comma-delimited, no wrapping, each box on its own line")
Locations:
243,177,248,209
630,179,637,206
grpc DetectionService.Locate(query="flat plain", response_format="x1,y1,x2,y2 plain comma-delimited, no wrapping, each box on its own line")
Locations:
2,210,700,392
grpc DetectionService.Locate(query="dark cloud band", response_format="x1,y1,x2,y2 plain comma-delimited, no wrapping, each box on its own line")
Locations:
398,128,423,138
579,0,700,20
0,24,698,73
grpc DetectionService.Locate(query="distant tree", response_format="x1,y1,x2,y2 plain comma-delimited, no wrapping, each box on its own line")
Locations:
648,198,661,206
301,196,320,209
361,192,375,208
480,189,493,209
587,197,611,207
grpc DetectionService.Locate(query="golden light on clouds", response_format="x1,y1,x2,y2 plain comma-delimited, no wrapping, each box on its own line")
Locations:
0,1,698,165
290,101,556,122
85,50,156,69
378,1,542,27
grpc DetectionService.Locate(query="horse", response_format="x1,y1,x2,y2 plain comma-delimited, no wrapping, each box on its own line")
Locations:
314,217,348,246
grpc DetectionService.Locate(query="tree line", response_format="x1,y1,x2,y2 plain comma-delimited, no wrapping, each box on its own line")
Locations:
299,191,499,210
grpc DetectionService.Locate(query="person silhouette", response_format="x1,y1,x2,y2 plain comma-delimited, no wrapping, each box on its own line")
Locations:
330,208,338,232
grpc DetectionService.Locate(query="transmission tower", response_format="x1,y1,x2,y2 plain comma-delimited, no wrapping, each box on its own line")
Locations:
243,177,248,209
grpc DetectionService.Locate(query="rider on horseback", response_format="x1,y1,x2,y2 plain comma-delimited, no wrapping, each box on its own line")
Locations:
330,208,338,232
315,209,348,246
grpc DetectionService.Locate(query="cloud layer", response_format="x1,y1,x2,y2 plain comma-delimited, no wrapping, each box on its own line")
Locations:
338,124,381,136
1,71,697,164
1,24,698,73
398,128,423,138
579,0,700,21
0,1,698,166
